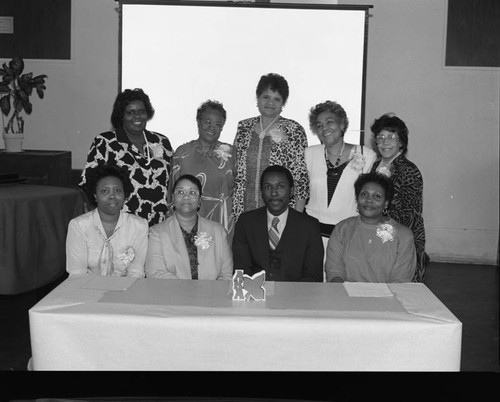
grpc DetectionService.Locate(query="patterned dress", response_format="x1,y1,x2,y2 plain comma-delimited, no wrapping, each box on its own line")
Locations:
171,139,235,236
80,128,173,226
372,154,428,282
232,116,309,222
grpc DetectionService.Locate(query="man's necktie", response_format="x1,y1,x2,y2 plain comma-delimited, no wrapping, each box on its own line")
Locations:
269,217,280,250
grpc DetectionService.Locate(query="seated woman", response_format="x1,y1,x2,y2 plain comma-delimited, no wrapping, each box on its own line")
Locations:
66,164,148,277
325,172,416,283
146,174,233,280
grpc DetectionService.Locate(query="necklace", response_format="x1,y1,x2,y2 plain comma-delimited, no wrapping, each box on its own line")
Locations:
326,142,345,168
259,114,280,138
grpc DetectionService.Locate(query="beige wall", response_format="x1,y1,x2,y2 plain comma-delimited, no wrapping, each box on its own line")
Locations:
5,0,499,264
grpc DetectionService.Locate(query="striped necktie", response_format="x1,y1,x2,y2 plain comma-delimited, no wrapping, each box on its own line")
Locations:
269,217,280,250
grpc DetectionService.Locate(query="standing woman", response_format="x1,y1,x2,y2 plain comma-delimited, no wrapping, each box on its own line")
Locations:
305,101,377,255
370,113,428,282
80,88,173,226
232,73,309,222
171,100,235,237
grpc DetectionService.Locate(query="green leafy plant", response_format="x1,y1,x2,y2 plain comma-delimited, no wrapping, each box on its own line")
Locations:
0,55,47,134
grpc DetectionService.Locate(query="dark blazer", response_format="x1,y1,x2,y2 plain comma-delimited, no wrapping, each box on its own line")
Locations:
232,207,324,282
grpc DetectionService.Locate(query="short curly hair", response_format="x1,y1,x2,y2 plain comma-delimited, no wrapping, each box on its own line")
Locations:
196,99,227,122
84,164,134,208
354,172,394,207
256,73,290,105
370,113,409,155
110,88,155,129
308,100,349,136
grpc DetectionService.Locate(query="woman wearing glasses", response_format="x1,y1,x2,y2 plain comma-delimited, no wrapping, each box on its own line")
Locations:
80,88,173,226
304,101,377,267
146,174,233,280
370,113,428,282
170,100,235,238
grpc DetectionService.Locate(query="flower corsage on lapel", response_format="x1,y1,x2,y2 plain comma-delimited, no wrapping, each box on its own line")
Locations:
213,143,232,168
268,128,287,144
148,142,165,159
350,150,366,171
377,166,391,177
194,232,213,250
376,223,395,243
117,247,135,267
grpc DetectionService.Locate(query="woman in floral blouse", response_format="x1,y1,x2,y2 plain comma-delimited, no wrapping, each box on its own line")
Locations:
146,174,233,280
80,88,173,226
305,101,377,262
66,164,148,278
171,100,235,237
325,172,416,283
232,73,309,222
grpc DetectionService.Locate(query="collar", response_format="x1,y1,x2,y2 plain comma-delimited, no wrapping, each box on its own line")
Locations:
266,208,289,232
92,208,124,239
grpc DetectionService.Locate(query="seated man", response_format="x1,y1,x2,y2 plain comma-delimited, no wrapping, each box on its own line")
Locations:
232,165,324,282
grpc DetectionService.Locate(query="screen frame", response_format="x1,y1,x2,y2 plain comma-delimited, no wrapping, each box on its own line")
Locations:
118,0,372,147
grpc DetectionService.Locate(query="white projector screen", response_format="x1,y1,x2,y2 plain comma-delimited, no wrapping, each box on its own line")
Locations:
120,1,370,150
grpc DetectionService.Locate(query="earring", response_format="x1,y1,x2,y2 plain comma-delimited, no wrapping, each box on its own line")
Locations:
383,207,388,216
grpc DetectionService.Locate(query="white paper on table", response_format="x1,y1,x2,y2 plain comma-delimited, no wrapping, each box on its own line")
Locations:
343,282,394,297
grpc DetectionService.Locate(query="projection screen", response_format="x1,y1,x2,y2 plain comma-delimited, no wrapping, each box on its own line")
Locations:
120,1,371,150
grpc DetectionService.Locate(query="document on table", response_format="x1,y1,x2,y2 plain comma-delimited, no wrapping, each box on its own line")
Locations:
343,282,394,297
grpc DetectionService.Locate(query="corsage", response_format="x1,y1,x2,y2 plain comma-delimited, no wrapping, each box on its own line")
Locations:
194,232,213,250
350,151,367,171
376,223,395,243
117,247,135,267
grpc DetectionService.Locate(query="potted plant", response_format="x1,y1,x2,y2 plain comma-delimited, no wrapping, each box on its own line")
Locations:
0,55,47,152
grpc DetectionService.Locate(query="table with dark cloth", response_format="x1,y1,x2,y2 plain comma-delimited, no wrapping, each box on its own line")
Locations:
0,184,84,295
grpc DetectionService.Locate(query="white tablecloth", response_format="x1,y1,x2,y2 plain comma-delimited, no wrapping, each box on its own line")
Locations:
29,276,462,371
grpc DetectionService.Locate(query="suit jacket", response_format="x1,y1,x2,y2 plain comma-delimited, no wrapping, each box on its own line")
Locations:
145,214,233,280
232,207,324,282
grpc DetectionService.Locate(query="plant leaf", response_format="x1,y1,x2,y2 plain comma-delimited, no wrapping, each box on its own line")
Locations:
9,56,24,77
0,83,10,94
0,95,11,116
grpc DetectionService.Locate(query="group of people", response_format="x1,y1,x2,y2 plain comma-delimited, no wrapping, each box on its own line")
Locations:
69,72,428,283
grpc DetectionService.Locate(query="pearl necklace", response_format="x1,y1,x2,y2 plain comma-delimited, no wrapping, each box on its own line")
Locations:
259,114,280,138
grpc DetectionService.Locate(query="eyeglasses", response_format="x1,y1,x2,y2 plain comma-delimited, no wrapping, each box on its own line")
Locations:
375,133,399,144
200,120,224,130
174,189,200,198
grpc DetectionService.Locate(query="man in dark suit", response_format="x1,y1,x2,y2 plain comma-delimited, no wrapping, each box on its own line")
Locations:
232,165,324,282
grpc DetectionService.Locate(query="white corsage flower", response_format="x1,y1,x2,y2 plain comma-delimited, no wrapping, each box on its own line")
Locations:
214,144,232,168
148,143,164,159
350,152,366,171
194,232,213,250
117,247,135,267
377,166,391,177
268,128,287,144
376,223,395,243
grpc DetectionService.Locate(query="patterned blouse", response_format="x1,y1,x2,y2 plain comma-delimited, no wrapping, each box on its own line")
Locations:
171,139,235,235
180,220,199,280
372,154,427,282
232,116,309,222
80,128,173,226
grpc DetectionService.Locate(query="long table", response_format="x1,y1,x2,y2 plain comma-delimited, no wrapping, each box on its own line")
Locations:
0,184,84,294
29,276,462,371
